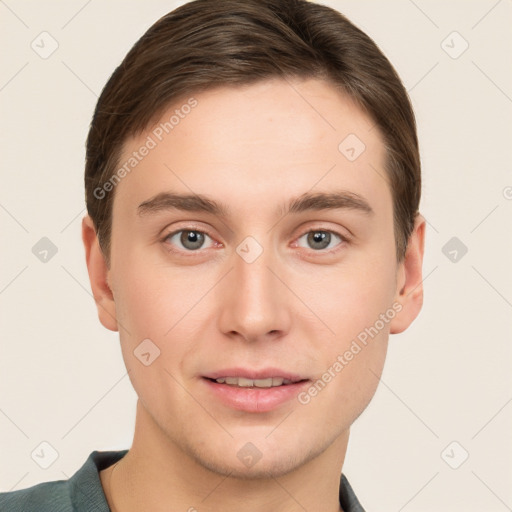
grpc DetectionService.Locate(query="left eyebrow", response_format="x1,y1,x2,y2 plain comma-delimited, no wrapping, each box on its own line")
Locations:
284,190,374,217
137,189,374,218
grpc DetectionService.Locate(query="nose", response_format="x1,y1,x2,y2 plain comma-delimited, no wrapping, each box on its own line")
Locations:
216,235,292,344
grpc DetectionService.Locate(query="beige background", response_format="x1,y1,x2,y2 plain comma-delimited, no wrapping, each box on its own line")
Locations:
1,1,511,510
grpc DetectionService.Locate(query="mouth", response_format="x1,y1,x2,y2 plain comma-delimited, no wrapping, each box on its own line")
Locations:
206,376,306,387
203,368,308,387
202,369,310,412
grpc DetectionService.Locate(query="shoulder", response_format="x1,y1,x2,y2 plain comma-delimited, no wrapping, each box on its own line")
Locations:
340,473,366,512
0,449,128,512
0,479,71,512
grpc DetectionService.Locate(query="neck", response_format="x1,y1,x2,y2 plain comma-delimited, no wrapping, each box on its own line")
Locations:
103,400,348,512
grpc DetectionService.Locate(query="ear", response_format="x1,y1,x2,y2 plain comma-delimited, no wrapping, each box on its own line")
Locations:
81,215,118,332
389,213,426,334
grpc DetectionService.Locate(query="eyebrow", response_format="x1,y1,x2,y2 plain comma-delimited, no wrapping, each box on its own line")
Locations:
137,189,374,218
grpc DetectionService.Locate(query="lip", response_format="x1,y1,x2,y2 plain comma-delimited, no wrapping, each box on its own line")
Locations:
202,367,310,413
203,367,306,382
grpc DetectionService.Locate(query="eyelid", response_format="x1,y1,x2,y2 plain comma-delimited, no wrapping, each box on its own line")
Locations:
297,224,351,242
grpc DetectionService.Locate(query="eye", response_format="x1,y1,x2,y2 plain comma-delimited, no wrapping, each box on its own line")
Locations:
162,227,347,255
164,229,215,252
296,230,347,252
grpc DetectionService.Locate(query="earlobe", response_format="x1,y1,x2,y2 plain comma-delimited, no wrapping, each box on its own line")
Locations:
389,213,426,335
81,215,119,332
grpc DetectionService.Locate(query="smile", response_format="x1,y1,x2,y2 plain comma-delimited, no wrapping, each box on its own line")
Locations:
212,377,293,387
202,369,310,412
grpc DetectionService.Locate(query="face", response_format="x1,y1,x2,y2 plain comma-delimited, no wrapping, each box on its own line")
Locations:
92,78,418,478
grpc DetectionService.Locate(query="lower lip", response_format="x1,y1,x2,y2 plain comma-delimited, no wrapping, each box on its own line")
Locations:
203,378,310,413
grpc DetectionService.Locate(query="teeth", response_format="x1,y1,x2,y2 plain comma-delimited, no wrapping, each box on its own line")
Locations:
214,377,294,387
238,377,255,387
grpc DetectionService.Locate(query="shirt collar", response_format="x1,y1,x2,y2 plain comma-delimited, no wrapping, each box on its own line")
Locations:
71,450,365,511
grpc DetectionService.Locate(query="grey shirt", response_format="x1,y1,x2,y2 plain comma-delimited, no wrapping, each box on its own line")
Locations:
0,450,365,511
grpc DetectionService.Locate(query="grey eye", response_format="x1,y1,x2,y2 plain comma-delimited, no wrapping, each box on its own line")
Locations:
167,230,213,251
297,231,343,251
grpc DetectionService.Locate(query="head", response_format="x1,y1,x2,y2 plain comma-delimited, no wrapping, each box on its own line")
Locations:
82,0,425,478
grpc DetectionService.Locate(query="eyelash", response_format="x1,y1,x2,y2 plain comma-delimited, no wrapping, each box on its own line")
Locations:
161,225,350,256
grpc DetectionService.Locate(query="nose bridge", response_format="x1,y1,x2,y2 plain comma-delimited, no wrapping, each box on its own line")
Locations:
218,232,290,340
235,233,278,310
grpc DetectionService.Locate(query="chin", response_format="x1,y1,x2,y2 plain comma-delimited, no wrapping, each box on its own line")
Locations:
183,435,322,480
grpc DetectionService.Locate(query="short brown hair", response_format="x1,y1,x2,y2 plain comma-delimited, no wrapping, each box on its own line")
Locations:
85,0,421,265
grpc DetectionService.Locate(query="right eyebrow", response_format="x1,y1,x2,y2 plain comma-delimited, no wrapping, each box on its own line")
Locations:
137,192,230,218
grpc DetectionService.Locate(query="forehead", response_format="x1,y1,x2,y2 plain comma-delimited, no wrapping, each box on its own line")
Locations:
112,77,390,222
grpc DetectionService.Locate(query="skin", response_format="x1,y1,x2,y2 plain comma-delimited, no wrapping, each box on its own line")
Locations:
82,77,425,512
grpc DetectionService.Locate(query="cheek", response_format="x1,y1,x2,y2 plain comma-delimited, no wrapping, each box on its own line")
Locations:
111,252,210,383
300,298,389,430
300,256,395,411
302,252,397,345
109,258,182,392
111,265,195,415
331,337,387,428
112,251,188,337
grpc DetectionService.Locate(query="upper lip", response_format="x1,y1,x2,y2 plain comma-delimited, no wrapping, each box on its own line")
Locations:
203,368,308,383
